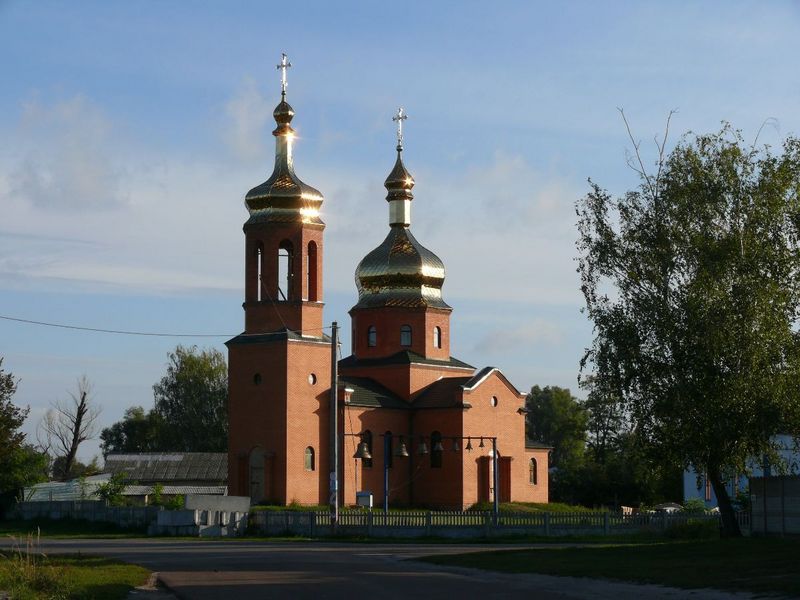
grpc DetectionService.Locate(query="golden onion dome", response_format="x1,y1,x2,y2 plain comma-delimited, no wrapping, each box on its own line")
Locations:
354,146,449,310
384,148,414,202
244,95,324,226
354,227,449,309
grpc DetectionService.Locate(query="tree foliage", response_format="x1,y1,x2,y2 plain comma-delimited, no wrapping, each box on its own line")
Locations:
94,471,127,506
526,385,587,470
526,381,680,508
577,123,800,535
0,358,48,510
100,406,164,457
152,346,227,452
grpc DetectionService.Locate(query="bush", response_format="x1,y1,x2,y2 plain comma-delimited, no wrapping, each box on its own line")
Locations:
94,472,127,506
664,519,719,539
149,483,184,510
681,497,709,514
467,501,601,513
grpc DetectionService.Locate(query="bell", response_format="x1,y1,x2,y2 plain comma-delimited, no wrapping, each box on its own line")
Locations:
417,440,429,455
465,438,473,452
452,440,460,452
479,438,485,449
353,441,372,460
433,441,444,453
395,440,409,458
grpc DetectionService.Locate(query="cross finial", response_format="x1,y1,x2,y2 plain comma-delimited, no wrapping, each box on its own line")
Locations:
276,53,292,97
392,107,408,151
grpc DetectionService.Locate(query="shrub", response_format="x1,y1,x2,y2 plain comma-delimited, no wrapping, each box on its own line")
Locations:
681,497,709,514
94,472,127,506
664,519,719,539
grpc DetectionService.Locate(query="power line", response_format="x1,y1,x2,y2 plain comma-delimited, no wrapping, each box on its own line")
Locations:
0,314,333,338
0,314,234,337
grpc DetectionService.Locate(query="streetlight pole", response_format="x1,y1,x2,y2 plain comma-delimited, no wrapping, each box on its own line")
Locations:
383,434,390,514
492,437,499,521
329,321,339,525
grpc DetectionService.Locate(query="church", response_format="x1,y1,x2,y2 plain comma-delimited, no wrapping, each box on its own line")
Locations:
226,57,549,509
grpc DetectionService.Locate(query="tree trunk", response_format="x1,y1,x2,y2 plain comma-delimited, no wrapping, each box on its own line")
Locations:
63,391,87,478
708,466,742,537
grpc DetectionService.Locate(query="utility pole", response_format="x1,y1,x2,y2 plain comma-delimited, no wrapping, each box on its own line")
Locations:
492,437,499,522
329,321,339,525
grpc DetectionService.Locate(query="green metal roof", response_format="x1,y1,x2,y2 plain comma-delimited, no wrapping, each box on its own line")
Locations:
339,350,473,370
340,376,408,409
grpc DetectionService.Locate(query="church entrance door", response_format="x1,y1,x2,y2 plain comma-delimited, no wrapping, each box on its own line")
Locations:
477,456,490,503
499,456,512,503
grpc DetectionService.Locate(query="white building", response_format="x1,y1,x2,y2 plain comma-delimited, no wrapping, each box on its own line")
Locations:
683,434,800,508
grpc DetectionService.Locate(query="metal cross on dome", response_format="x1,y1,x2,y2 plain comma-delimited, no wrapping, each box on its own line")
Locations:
392,107,408,149
277,53,292,96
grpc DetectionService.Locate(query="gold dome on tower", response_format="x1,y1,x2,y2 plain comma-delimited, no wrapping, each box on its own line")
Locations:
354,108,449,310
244,54,323,225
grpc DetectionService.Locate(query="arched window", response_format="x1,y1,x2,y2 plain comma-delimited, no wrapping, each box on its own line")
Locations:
277,240,293,301
385,431,393,469
362,430,373,468
307,241,318,301
304,447,315,471
430,431,443,468
400,324,412,347
255,243,264,302
367,326,377,348
433,326,441,349
529,457,538,485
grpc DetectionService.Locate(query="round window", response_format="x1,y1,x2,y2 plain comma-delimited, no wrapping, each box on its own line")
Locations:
254,373,262,385
309,373,317,385
490,396,498,407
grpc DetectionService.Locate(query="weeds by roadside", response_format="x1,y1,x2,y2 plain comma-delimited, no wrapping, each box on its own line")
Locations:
0,529,69,599
0,528,150,599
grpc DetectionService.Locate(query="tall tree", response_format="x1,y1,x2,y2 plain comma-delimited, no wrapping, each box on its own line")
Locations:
526,385,587,502
39,375,101,480
577,123,800,535
581,377,627,464
100,406,164,457
0,358,48,510
152,346,227,452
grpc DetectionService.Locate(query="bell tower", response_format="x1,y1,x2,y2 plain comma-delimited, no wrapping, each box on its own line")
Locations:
227,55,331,506
242,53,325,335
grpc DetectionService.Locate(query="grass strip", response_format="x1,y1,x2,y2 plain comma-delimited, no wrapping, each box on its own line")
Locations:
418,537,800,597
0,553,150,600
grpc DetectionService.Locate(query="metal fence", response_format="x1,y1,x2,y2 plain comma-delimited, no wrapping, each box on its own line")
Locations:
249,510,747,539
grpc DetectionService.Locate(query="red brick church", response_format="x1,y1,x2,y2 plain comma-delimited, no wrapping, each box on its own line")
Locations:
227,59,549,509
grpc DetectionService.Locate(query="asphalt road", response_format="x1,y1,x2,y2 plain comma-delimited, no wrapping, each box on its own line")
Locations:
2,538,755,600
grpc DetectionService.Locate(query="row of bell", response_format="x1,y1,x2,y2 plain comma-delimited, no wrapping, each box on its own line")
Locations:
353,437,487,460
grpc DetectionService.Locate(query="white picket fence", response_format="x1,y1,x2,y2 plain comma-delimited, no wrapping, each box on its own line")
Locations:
250,509,748,538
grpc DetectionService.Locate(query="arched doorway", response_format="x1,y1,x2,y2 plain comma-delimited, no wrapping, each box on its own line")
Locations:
249,447,265,503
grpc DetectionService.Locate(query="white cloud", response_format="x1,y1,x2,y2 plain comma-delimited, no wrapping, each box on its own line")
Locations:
7,95,127,211
223,77,272,163
0,152,246,295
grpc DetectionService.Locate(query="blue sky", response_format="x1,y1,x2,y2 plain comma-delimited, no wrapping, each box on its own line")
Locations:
1,1,799,461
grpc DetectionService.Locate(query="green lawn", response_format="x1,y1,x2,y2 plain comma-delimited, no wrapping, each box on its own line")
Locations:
419,537,800,597
0,553,150,599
